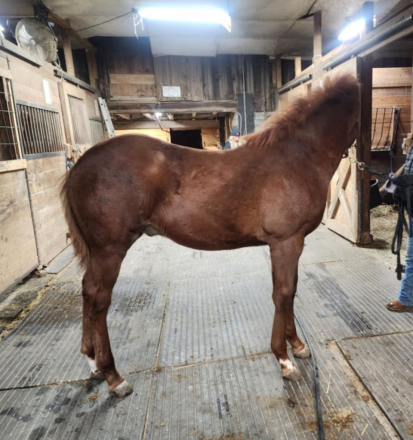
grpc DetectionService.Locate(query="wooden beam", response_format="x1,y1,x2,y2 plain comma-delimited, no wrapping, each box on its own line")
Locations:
108,100,237,114
86,48,98,88
116,114,131,120
114,120,220,130
61,28,75,77
167,113,174,120
275,56,282,88
313,11,322,65
411,56,413,133
295,57,301,78
48,10,94,50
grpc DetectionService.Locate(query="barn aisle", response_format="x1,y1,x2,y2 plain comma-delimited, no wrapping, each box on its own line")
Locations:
0,225,410,439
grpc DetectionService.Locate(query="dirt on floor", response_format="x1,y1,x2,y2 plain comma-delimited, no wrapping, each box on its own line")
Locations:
360,204,407,269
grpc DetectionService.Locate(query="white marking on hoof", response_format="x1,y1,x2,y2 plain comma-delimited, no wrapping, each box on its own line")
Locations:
86,356,103,380
110,380,133,398
280,359,302,381
293,345,311,359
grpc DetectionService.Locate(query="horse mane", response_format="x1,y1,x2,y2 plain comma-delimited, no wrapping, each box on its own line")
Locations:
244,73,360,149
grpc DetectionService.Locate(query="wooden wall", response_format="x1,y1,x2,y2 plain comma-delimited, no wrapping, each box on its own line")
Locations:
94,37,275,112
0,167,38,293
26,155,68,265
201,128,220,150
115,128,171,143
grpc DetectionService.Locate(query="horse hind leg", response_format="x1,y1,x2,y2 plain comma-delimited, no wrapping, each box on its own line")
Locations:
81,246,132,397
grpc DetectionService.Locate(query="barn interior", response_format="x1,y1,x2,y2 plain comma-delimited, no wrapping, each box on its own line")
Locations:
1,0,413,439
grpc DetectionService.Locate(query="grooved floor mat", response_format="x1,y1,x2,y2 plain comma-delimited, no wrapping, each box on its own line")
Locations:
338,332,413,439
0,226,407,439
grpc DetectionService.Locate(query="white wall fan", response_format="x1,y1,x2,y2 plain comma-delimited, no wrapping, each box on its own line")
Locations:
15,15,57,63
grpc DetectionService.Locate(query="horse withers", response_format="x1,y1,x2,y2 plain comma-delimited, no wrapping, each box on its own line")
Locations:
61,74,360,397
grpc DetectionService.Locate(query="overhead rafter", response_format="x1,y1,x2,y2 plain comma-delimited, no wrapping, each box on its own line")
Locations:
47,10,94,50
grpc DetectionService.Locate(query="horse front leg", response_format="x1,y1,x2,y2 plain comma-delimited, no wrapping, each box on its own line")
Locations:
269,234,309,381
82,248,133,398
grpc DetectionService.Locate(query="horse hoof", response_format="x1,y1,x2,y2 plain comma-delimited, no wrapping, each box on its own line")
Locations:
281,360,302,381
90,370,104,381
110,380,133,398
293,345,311,359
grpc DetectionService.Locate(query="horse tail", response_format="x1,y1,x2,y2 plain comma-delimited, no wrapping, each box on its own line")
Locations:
61,172,90,271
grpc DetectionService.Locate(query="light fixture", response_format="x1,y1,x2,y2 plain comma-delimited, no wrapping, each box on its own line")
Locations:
155,112,163,118
0,25,4,39
338,19,365,41
137,7,231,32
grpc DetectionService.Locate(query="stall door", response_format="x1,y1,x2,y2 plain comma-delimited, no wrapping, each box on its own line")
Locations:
322,56,371,244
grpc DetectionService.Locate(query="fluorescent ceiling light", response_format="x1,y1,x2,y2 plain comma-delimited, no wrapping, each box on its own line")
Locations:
0,25,4,31
338,19,365,41
138,7,231,32
155,112,163,118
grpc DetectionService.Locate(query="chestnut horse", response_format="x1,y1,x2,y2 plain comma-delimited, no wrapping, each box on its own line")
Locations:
61,74,360,397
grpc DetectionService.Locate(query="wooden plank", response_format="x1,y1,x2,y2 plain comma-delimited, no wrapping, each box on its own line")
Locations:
371,95,411,106
0,170,38,293
114,120,219,130
201,127,220,150
0,159,26,173
295,57,301,77
373,67,412,88
115,128,171,143
108,100,237,114
110,74,155,84
62,28,75,77
327,159,351,219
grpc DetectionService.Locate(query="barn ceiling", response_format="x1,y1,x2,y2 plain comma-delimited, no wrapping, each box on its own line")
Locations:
0,0,403,57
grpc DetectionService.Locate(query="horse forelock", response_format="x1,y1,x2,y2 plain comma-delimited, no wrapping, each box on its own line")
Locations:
244,73,360,149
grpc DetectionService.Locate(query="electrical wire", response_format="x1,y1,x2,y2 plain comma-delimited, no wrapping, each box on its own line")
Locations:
76,11,132,32
295,315,326,440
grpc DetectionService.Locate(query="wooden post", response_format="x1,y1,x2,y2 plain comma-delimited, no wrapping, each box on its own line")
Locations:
62,28,75,77
275,56,282,88
411,51,413,134
358,54,373,244
86,49,98,88
313,11,322,65
58,81,75,148
295,57,301,77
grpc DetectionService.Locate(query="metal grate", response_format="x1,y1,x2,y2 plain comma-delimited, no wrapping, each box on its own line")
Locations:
68,95,91,145
371,107,401,151
16,101,65,156
0,78,20,161
89,118,104,145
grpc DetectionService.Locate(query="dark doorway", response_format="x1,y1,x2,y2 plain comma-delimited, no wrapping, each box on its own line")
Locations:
170,130,203,149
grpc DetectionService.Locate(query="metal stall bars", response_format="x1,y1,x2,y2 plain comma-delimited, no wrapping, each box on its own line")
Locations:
371,107,401,151
15,100,65,156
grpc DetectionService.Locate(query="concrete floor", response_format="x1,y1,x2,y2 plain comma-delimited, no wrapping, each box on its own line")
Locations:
0,225,412,439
